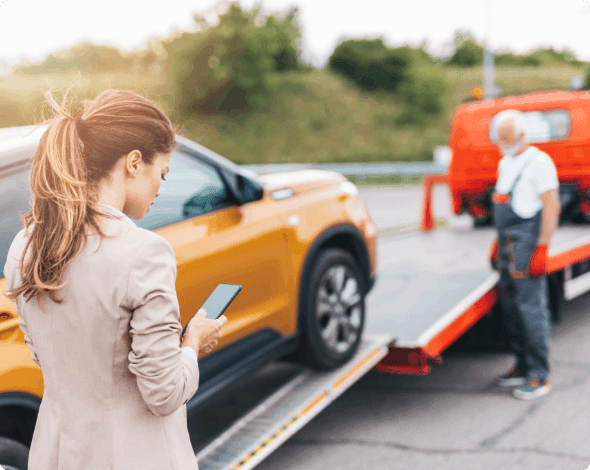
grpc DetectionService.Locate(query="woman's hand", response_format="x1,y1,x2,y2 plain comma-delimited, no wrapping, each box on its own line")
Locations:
180,309,228,355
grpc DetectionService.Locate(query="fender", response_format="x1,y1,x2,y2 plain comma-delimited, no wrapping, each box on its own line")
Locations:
0,343,44,398
297,224,374,324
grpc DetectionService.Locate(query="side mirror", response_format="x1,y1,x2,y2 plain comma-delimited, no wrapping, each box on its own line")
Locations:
182,196,208,218
181,187,223,218
237,174,264,203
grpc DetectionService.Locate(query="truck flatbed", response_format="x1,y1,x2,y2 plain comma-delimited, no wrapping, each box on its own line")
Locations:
367,220,590,374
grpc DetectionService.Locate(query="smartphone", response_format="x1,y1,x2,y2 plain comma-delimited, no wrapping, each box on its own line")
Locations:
181,283,242,338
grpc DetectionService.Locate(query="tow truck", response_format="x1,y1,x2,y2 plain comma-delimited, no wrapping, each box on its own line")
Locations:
188,87,590,467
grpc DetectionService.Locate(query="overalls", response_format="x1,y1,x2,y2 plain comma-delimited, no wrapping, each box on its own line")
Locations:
492,156,550,382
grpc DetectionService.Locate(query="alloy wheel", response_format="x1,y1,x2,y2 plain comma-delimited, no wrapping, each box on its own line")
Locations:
315,264,363,355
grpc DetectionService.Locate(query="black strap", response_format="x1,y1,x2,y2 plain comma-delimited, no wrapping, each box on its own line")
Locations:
507,155,535,196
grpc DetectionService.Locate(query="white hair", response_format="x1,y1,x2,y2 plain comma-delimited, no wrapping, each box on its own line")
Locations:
491,109,526,140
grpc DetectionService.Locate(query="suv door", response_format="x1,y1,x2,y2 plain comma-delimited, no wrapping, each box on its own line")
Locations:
136,149,294,356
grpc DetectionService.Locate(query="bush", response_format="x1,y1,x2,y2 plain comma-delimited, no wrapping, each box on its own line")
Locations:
256,10,302,72
446,39,483,67
584,66,590,90
163,2,302,119
328,39,414,92
328,38,448,127
520,54,542,67
495,52,521,66
395,64,448,126
495,48,584,68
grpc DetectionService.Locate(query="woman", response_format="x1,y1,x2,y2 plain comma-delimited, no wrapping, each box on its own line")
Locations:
3,87,227,470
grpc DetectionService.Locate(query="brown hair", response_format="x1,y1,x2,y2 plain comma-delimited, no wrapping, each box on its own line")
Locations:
6,87,178,305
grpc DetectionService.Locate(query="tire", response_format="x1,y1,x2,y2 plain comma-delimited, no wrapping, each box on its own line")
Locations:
572,210,590,224
298,248,366,370
0,436,29,470
473,215,492,227
547,272,564,324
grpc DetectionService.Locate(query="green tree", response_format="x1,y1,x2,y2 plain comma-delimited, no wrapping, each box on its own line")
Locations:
256,8,302,72
495,52,520,66
328,38,448,127
164,2,302,119
395,63,448,126
584,66,590,90
328,38,412,92
446,37,483,67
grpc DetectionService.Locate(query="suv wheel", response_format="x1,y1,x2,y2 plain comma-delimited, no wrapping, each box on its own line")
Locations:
299,248,366,370
0,436,29,470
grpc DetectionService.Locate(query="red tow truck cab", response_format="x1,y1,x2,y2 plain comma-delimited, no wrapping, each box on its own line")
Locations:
447,89,590,223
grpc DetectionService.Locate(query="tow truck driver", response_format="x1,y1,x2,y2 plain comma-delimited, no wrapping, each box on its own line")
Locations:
488,109,560,400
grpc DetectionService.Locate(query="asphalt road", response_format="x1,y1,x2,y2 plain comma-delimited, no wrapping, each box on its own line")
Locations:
187,185,590,470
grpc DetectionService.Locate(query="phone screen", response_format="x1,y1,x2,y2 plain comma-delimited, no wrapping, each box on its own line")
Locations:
201,284,242,320
182,284,242,337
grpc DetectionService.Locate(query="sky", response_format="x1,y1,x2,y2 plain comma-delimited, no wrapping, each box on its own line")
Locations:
1,0,589,72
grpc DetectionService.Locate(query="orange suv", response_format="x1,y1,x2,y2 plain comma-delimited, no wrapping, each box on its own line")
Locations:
0,125,377,468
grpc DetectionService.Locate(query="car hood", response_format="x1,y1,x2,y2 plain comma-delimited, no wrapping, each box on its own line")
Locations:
257,169,347,193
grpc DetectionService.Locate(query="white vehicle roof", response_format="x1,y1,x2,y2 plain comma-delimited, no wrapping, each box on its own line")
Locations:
0,125,258,182
0,125,48,171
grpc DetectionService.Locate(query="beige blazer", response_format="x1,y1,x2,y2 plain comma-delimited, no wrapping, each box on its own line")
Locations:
4,205,200,470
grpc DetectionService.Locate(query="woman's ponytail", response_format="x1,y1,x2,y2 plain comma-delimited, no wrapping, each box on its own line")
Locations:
6,85,176,306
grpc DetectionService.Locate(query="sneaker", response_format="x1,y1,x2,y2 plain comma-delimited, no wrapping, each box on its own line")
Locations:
512,378,551,400
495,368,527,387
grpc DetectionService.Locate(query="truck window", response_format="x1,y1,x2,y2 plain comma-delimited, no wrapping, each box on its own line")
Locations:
489,109,570,144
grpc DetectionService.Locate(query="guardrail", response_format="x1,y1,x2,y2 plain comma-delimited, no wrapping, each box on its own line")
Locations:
241,161,447,177
241,146,451,176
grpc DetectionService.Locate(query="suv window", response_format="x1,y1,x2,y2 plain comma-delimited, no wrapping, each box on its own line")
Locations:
135,150,234,231
0,151,234,273
490,109,571,144
0,168,33,275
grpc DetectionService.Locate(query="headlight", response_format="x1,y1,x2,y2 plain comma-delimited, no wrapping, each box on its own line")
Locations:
339,181,359,197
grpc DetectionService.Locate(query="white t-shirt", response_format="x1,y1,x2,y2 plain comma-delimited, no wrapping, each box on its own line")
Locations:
494,146,559,219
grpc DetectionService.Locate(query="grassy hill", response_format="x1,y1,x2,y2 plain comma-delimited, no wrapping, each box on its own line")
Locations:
0,64,587,164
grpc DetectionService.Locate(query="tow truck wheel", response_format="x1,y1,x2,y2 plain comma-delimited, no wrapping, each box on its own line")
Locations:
473,215,492,227
299,248,366,370
572,211,590,224
547,272,564,324
0,436,29,470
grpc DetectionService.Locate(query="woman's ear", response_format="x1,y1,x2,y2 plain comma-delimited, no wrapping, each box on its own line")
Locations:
125,150,142,176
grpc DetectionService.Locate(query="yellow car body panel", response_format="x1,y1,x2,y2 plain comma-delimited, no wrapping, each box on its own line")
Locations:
0,279,44,398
